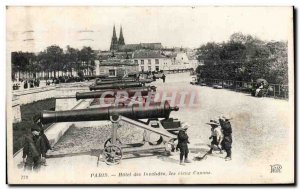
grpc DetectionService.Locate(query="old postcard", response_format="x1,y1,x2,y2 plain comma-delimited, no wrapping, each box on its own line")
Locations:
6,6,294,184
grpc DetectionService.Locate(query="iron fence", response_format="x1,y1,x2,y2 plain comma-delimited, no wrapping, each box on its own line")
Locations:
201,78,289,99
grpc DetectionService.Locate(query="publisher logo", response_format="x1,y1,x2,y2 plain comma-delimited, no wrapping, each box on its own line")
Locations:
270,164,282,173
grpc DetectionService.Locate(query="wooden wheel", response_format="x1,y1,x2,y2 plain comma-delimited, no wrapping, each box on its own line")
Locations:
104,138,122,148
103,145,123,165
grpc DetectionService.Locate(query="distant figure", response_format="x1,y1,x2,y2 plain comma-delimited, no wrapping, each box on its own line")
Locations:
219,115,233,161
29,80,34,88
36,79,40,87
207,119,223,154
153,75,156,81
23,80,28,89
255,82,264,97
176,128,192,165
162,74,166,83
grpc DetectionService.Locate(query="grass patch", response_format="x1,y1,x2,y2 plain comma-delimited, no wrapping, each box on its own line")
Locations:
13,98,56,154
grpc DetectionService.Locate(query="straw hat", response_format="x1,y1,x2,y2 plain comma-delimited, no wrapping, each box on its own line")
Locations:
179,122,190,130
206,119,220,126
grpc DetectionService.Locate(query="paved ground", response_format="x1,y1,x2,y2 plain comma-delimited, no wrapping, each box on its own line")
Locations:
13,73,294,184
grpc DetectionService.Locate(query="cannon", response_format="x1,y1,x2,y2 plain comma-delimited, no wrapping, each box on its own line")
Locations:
40,101,187,165
95,78,137,85
75,86,156,100
89,82,144,91
55,86,157,107
139,79,153,83
95,79,153,85
41,101,178,124
98,77,134,82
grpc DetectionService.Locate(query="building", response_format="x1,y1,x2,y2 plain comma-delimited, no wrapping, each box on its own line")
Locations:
96,25,201,75
110,25,119,51
118,43,163,52
109,25,163,52
97,59,138,77
132,50,167,72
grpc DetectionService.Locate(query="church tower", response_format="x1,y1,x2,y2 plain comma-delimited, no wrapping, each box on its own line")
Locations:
118,26,125,46
110,25,118,51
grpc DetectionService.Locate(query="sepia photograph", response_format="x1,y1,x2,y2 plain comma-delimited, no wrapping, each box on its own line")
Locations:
6,6,294,184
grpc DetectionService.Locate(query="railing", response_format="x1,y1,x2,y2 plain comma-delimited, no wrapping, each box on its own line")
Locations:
201,78,289,99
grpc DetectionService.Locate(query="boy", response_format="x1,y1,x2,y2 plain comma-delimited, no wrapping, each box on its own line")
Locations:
207,119,223,154
176,128,192,165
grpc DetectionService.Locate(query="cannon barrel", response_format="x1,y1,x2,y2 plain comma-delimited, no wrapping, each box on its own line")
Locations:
89,82,143,91
99,77,134,82
40,101,179,124
75,86,156,100
140,79,153,83
95,79,136,85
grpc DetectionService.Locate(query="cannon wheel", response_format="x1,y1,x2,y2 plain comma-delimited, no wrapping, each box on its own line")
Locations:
103,145,123,165
104,138,122,148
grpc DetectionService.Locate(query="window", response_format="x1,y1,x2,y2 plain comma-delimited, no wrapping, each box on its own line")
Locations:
141,60,144,65
148,66,151,71
148,59,151,64
141,66,144,72
109,69,116,76
155,66,159,71
155,59,159,64
134,60,138,64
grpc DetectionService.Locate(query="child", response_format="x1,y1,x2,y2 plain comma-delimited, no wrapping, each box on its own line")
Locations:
207,119,223,154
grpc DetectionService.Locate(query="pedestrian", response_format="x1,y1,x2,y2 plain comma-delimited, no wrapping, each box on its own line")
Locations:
30,80,34,88
22,125,48,171
219,115,233,161
207,119,223,154
33,115,52,157
176,127,192,165
162,73,166,83
153,74,156,81
255,82,264,97
24,80,28,89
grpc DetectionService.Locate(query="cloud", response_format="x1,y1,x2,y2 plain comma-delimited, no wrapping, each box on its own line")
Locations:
6,6,292,52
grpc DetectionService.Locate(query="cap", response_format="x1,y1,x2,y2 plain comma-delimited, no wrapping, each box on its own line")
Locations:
31,125,41,132
179,122,190,130
219,114,232,121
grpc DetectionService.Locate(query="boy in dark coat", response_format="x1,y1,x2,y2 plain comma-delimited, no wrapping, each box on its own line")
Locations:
176,128,191,165
23,125,48,171
33,115,52,158
219,115,233,161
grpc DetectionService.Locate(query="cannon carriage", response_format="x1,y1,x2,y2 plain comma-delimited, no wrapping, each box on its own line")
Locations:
39,101,187,165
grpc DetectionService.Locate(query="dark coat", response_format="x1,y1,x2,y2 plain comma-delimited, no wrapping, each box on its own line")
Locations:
177,130,189,149
23,134,48,159
219,120,233,149
219,120,232,135
39,125,52,151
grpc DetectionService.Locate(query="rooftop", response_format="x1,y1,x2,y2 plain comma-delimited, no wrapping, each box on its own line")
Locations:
118,43,163,51
132,50,166,59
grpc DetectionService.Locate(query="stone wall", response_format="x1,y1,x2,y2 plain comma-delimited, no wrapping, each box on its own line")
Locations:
11,82,91,123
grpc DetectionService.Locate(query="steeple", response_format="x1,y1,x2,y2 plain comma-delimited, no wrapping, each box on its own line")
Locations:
110,25,119,50
118,26,125,46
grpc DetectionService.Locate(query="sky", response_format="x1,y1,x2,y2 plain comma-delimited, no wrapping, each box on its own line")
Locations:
6,6,293,52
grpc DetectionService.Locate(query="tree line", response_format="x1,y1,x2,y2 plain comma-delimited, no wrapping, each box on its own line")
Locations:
11,45,97,79
196,33,288,84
